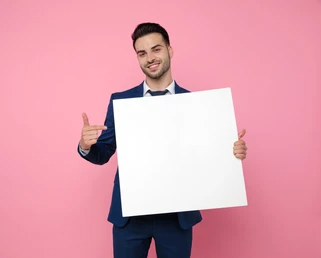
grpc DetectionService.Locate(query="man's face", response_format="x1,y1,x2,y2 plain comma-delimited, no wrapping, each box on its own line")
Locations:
134,33,173,80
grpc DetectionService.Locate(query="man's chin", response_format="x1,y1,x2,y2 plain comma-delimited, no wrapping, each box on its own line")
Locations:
143,71,162,80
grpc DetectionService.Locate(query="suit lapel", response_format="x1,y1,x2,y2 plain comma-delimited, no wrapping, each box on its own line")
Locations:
134,82,144,97
175,81,190,94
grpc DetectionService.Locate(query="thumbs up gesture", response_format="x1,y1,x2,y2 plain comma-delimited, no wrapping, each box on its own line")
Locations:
233,129,247,160
80,113,107,150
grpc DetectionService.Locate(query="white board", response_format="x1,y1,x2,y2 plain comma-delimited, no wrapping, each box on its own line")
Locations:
113,87,247,217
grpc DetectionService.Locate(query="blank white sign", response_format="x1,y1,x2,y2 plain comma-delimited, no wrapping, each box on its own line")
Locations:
113,87,247,217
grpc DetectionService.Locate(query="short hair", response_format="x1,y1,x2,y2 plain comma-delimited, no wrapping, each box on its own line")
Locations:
131,22,170,49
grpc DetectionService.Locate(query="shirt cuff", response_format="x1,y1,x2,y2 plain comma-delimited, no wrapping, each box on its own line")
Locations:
78,143,90,156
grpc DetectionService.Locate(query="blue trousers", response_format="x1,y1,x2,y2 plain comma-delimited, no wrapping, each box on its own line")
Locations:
113,213,193,258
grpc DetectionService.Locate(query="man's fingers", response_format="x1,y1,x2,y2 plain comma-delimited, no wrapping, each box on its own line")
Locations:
234,149,247,155
83,134,98,141
234,129,247,161
83,125,107,131
234,144,247,150
238,129,246,139
82,113,107,130
83,130,99,137
234,140,246,146
82,113,90,126
80,114,106,150
235,154,246,160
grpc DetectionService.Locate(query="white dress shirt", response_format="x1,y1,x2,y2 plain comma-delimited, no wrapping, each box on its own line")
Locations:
143,80,175,96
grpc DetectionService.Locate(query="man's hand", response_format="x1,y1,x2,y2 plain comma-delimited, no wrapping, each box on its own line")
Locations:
79,113,107,150
233,129,247,160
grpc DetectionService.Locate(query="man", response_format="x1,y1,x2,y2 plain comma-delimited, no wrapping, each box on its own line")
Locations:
78,22,247,258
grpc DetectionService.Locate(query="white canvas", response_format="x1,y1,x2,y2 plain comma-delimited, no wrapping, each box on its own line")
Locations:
113,87,247,217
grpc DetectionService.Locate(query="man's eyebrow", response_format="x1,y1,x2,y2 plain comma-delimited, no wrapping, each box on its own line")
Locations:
151,44,163,49
136,44,163,54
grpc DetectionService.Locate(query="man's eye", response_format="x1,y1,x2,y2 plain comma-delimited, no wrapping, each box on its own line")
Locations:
154,48,160,52
139,53,146,57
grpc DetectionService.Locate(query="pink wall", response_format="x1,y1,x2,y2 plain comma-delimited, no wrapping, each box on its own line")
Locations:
1,0,320,257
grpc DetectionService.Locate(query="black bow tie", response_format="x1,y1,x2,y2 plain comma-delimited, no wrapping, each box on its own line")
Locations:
147,89,169,96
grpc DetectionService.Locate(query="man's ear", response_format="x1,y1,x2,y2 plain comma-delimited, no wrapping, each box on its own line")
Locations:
168,45,174,59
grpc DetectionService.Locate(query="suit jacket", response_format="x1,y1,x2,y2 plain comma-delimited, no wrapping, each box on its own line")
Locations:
78,81,202,230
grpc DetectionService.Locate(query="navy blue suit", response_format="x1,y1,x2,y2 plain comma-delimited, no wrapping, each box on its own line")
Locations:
78,81,202,257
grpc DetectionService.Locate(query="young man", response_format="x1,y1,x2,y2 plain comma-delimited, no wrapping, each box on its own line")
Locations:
78,22,247,258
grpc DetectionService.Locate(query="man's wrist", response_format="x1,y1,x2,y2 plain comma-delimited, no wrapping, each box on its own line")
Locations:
79,141,90,151
80,145,90,151
79,142,90,156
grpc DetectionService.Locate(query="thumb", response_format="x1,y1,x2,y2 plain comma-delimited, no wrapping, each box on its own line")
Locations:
82,113,90,126
238,129,246,139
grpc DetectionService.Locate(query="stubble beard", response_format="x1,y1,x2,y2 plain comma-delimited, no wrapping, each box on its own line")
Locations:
141,55,171,80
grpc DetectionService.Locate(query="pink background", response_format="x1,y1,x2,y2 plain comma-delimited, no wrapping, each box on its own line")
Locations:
1,0,320,257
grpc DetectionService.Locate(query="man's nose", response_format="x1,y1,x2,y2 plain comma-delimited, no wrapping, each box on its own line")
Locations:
147,53,156,63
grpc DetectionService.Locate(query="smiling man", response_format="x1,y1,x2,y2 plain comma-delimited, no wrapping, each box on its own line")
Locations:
135,32,172,85
78,22,247,258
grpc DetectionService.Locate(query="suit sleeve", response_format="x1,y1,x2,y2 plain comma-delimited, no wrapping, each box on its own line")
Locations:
77,93,117,165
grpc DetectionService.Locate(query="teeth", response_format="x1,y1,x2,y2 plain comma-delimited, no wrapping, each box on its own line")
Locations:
149,64,159,68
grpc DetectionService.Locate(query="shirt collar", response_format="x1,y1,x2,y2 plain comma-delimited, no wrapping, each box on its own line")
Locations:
143,80,175,96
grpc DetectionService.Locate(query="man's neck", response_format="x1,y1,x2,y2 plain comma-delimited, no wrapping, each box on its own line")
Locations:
145,72,173,91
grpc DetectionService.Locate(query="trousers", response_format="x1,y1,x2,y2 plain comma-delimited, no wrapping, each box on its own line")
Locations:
113,213,193,258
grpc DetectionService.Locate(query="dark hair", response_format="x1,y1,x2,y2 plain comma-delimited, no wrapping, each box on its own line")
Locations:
131,22,170,49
